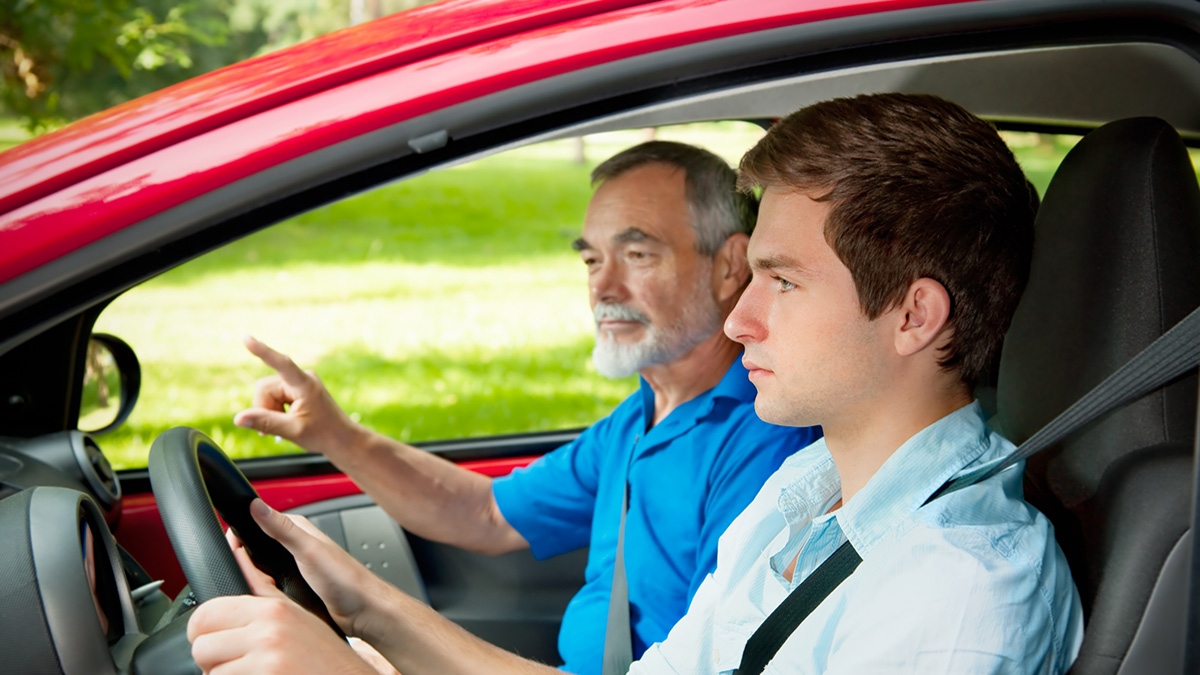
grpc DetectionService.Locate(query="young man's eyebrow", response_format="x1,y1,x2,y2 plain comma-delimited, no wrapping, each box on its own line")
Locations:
751,254,812,275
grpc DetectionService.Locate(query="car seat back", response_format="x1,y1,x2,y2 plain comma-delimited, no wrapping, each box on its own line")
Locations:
995,117,1200,675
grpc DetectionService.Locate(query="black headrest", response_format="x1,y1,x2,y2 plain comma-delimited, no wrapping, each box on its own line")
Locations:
996,117,1200,509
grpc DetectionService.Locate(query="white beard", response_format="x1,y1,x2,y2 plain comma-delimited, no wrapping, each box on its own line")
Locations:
591,268,722,378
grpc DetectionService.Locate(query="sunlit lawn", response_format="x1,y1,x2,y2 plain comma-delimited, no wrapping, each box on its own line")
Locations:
82,124,1111,469
93,124,765,468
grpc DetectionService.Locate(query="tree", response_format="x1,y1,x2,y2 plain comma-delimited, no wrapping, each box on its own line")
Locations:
1,0,445,132
0,0,237,130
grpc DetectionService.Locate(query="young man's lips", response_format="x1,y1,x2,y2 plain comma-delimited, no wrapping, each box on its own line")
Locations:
742,358,773,376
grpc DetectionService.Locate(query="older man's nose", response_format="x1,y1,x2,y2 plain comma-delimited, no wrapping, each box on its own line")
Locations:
591,260,627,305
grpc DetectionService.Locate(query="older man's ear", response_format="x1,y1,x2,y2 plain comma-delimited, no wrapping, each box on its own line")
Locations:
714,233,752,306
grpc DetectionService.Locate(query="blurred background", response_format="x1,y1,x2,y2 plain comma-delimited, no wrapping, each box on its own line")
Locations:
1,0,444,140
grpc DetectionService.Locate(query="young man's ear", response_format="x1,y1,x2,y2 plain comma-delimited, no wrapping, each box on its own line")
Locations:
713,233,751,304
894,277,953,357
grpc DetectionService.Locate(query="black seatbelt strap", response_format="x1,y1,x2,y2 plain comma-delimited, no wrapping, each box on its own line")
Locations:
735,303,1200,675
929,302,1200,504
733,540,862,675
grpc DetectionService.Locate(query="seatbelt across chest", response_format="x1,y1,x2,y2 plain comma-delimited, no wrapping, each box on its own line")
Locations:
602,480,634,675
734,303,1200,675
602,435,638,675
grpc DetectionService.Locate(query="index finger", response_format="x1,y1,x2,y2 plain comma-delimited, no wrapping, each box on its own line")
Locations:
232,546,288,600
243,335,308,386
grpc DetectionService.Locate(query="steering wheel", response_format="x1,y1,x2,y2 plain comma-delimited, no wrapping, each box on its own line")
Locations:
147,426,343,636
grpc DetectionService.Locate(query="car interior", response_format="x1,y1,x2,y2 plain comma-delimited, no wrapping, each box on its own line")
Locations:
1,16,1199,675
994,115,1199,675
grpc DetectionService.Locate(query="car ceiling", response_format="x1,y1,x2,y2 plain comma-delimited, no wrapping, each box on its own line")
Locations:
502,42,1200,147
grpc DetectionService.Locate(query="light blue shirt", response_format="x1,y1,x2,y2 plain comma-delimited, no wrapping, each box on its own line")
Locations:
631,402,1084,675
493,358,821,675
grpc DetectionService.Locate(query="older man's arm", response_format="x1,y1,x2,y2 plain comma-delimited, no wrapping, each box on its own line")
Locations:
233,336,528,556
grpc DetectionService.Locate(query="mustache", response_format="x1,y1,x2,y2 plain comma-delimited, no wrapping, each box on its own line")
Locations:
594,302,650,325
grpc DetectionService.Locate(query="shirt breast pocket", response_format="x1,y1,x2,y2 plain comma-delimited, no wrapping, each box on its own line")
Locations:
713,622,754,673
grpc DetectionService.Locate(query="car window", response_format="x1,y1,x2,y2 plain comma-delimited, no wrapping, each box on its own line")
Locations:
92,122,767,469
1001,131,1078,196
92,125,1089,470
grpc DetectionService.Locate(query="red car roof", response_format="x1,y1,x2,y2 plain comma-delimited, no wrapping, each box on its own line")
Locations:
0,0,970,286
0,0,663,218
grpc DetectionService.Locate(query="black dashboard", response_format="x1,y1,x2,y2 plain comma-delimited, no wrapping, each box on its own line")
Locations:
0,433,192,675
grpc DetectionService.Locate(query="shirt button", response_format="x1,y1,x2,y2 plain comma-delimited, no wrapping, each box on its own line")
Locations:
714,649,720,663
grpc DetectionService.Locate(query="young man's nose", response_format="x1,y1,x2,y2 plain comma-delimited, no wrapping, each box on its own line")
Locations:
724,281,765,344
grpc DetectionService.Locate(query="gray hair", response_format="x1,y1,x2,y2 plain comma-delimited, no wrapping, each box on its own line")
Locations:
591,140,758,256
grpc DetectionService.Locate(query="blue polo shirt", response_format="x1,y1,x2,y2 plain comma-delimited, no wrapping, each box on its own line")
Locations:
492,358,821,675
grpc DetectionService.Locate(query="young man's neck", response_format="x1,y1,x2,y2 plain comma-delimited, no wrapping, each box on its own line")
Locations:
824,377,973,504
640,331,742,427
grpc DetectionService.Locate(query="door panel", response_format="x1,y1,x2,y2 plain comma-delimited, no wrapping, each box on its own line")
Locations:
113,430,584,664
294,493,586,665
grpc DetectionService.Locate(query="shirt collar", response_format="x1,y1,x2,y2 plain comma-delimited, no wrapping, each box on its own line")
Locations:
837,401,998,556
774,402,1006,558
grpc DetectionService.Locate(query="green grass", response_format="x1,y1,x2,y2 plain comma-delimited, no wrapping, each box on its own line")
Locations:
90,124,1087,469
93,123,766,469
0,117,35,154
94,253,635,467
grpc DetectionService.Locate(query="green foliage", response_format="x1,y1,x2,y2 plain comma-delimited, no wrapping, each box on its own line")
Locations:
1,0,212,127
0,0,449,131
0,0,236,130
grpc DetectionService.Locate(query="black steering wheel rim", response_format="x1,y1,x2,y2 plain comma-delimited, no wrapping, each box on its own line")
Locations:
147,427,342,634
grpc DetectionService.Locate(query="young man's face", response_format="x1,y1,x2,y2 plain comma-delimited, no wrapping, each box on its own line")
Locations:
575,162,722,377
725,187,894,429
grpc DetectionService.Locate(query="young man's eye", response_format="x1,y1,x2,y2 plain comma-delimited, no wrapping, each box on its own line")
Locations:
775,276,796,292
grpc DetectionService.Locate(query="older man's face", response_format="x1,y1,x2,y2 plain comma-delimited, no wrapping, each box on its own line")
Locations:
573,162,722,378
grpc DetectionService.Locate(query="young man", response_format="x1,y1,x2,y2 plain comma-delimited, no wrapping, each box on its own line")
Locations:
630,93,1084,673
229,141,819,674
189,93,1083,674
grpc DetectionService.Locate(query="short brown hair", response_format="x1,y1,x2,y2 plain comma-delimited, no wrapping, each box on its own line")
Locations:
739,93,1037,388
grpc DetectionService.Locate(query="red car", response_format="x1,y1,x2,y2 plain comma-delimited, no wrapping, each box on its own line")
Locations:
0,0,1196,672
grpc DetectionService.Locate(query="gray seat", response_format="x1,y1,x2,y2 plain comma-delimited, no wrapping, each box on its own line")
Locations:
995,117,1200,674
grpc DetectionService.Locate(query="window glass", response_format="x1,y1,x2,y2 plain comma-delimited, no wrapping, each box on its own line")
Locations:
1001,131,1080,196
96,125,1099,470
94,122,767,469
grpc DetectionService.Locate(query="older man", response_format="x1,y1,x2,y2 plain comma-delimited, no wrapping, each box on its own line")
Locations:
229,141,820,674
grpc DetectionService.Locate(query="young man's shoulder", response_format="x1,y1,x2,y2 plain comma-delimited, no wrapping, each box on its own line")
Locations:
895,478,1064,573
847,485,1083,671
